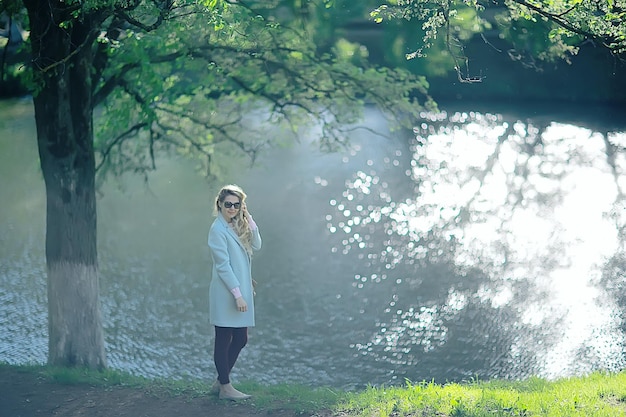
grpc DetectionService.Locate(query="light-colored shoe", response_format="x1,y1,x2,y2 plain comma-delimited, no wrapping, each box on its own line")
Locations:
219,383,251,401
210,379,220,394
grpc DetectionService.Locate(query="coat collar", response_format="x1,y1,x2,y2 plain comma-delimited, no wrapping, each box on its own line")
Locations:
217,213,247,253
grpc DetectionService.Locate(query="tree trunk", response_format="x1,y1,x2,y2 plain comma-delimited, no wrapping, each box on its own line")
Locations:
25,1,106,369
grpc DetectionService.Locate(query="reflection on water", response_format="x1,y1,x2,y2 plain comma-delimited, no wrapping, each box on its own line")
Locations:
323,109,625,383
0,100,625,389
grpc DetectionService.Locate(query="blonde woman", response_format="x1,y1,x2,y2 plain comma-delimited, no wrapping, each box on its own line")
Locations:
207,184,262,400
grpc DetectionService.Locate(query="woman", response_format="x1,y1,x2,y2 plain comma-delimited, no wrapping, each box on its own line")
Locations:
207,184,262,400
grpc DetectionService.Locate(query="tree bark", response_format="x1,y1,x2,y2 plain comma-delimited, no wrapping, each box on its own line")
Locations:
25,1,106,369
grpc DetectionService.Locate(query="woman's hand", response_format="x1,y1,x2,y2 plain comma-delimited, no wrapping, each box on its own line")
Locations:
242,203,252,221
242,203,257,230
235,297,248,312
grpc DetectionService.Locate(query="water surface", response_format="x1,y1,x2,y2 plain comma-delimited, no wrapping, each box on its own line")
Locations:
1,99,624,389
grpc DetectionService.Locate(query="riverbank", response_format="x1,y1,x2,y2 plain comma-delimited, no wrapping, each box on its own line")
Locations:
0,364,333,417
2,364,626,416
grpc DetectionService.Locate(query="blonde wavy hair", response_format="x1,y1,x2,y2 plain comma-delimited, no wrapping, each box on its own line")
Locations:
214,184,253,254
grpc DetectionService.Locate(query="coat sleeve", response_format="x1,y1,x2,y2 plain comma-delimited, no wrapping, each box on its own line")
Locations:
251,227,262,251
208,226,240,291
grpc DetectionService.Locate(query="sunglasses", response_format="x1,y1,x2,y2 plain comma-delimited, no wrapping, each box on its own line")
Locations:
223,201,241,209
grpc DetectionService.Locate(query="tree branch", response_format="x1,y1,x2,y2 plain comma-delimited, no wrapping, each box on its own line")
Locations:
113,0,174,32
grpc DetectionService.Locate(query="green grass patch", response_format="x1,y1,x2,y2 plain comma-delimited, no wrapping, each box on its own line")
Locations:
237,381,344,413
338,373,626,416
3,362,626,416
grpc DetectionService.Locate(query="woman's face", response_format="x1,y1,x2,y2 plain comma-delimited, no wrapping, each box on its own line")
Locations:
221,194,241,221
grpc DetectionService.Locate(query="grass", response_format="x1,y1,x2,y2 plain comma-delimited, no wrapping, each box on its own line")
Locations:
3,362,626,416
337,374,626,416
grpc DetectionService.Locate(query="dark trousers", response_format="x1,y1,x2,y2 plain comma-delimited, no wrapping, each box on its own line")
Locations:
214,326,248,384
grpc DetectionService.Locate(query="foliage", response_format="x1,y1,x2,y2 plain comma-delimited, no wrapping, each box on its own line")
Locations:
371,0,626,81
2,0,433,182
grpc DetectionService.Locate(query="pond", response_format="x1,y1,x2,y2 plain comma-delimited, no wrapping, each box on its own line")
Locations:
1,98,625,389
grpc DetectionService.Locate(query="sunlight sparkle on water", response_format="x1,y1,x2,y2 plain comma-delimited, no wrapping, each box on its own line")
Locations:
414,117,623,376
326,110,625,379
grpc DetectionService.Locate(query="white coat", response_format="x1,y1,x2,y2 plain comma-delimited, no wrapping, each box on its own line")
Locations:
208,214,262,327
